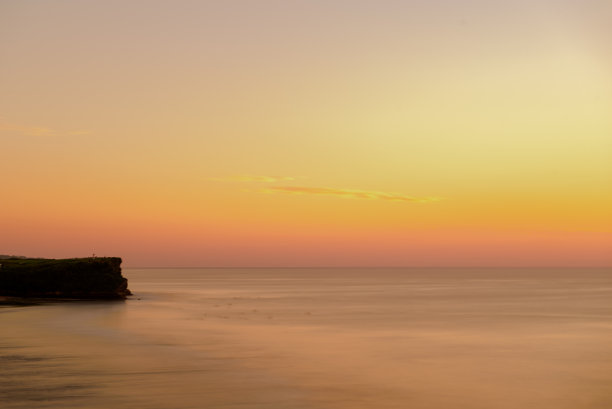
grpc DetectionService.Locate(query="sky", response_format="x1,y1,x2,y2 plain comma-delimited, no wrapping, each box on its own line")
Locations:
1,0,610,267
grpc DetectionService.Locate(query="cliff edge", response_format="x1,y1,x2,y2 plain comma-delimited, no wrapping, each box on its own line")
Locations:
0,257,131,299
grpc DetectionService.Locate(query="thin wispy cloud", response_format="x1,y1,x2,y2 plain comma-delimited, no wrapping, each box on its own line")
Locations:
0,118,91,137
209,175,297,183
260,186,441,203
67,130,92,136
210,175,440,202
0,121,56,136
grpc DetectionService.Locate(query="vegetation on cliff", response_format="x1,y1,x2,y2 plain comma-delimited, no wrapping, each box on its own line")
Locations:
0,257,131,299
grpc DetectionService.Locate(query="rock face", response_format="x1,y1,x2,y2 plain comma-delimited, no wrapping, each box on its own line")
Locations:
0,257,131,299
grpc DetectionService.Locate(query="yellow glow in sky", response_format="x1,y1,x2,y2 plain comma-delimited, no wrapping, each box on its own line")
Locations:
1,1,610,266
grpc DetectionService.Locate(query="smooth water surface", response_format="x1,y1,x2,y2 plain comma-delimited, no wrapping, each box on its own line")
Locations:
2,268,612,408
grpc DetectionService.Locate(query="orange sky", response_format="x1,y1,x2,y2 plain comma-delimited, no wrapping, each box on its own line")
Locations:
1,1,611,266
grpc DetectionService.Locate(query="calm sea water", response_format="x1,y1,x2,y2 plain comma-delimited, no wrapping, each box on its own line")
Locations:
2,268,612,409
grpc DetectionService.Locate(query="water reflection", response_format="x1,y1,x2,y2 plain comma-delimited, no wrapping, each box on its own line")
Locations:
2,268,612,409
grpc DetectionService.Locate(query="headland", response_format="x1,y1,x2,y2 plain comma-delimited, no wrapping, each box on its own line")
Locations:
0,257,131,300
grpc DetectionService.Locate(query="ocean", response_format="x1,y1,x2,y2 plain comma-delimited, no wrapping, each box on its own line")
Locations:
2,268,612,409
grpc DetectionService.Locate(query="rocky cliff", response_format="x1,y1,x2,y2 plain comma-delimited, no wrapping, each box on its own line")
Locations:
0,257,131,299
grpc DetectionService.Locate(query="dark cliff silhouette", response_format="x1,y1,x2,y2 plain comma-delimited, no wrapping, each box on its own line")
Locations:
0,257,131,299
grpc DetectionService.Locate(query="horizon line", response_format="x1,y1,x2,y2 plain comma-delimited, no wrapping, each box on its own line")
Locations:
124,265,612,269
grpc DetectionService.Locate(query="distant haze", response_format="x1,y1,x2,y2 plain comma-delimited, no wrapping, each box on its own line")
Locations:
1,1,610,267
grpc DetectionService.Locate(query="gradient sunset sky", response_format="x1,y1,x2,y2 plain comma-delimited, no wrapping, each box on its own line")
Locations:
1,0,610,267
